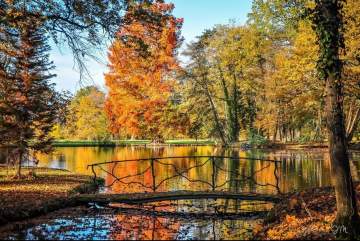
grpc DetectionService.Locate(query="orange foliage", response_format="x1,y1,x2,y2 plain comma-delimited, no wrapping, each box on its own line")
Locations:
111,214,180,240
105,1,183,141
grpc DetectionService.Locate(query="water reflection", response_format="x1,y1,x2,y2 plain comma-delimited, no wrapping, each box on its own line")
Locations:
33,146,360,193
3,201,264,240
5,215,256,240
2,146,360,240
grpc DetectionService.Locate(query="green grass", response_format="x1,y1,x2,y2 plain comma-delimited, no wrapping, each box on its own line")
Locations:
164,139,215,145
52,140,150,147
52,139,215,147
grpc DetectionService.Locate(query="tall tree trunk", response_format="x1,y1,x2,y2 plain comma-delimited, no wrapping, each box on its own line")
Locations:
16,149,23,178
204,85,227,145
197,62,227,145
345,103,360,143
313,0,359,238
273,123,278,142
314,104,324,141
325,76,359,238
217,63,232,142
229,75,241,143
217,62,241,144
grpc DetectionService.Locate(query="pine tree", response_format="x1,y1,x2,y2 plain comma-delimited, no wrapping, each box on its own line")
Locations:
0,13,59,177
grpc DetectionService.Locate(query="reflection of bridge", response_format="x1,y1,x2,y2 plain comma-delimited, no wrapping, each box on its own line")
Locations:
85,156,283,205
77,190,281,204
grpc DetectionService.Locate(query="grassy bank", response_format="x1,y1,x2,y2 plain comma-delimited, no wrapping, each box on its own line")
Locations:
259,142,329,150
164,139,215,145
259,142,360,151
255,182,360,240
52,139,215,147
52,140,150,147
0,167,102,226
52,139,360,150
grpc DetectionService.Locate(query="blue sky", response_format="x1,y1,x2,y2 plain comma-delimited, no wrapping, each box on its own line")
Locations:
51,0,253,93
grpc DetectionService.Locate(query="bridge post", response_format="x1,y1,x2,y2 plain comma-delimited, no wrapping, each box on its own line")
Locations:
211,157,216,191
91,165,97,184
151,158,156,192
274,161,281,194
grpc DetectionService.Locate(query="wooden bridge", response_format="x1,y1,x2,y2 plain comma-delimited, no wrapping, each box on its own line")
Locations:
85,156,283,207
75,190,282,204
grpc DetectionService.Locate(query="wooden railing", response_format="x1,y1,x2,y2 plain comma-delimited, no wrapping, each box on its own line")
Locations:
87,156,282,195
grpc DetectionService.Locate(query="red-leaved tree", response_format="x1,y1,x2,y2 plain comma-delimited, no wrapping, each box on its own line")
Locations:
105,1,184,142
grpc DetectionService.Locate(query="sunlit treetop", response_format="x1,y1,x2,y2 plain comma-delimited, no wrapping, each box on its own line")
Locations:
105,0,184,140
0,0,164,77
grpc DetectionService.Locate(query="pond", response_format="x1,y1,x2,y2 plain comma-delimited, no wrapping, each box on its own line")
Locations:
2,146,360,240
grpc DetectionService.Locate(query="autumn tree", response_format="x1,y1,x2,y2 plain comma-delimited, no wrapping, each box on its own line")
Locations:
0,0,154,175
254,20,323,142
342,0,360,143
105,1,184,142
246,0,360,143
245,0,360,236
0,0,130,78
311,0,359,237
57,86,111,141
0,14,60,177
182,25,266,145
182,30,227,144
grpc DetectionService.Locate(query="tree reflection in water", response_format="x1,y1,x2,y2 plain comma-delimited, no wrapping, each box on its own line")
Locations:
2,201,265,240
4,147,359,240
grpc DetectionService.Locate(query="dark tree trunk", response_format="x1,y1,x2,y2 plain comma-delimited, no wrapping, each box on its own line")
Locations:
217,62,241,144
325,76,359,238
273,123,278,142
345,103,360,143
312,0,359,238
15,150,23,178
205,86,227,145
228,79,241,143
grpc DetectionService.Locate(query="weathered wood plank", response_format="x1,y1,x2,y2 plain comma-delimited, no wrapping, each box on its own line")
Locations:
74,191,282,204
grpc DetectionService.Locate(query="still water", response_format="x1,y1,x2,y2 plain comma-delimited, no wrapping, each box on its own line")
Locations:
3,146,360,240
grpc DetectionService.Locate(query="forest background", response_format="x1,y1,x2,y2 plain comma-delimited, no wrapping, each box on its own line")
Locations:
51,0,360,147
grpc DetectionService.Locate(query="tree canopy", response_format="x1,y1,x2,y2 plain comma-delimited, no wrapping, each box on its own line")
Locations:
0,13,61,176
105,1,185,141
53,86,111,141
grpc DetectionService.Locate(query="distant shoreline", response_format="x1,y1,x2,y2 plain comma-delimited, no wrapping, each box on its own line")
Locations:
51,140,216,147
51,140,360,150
